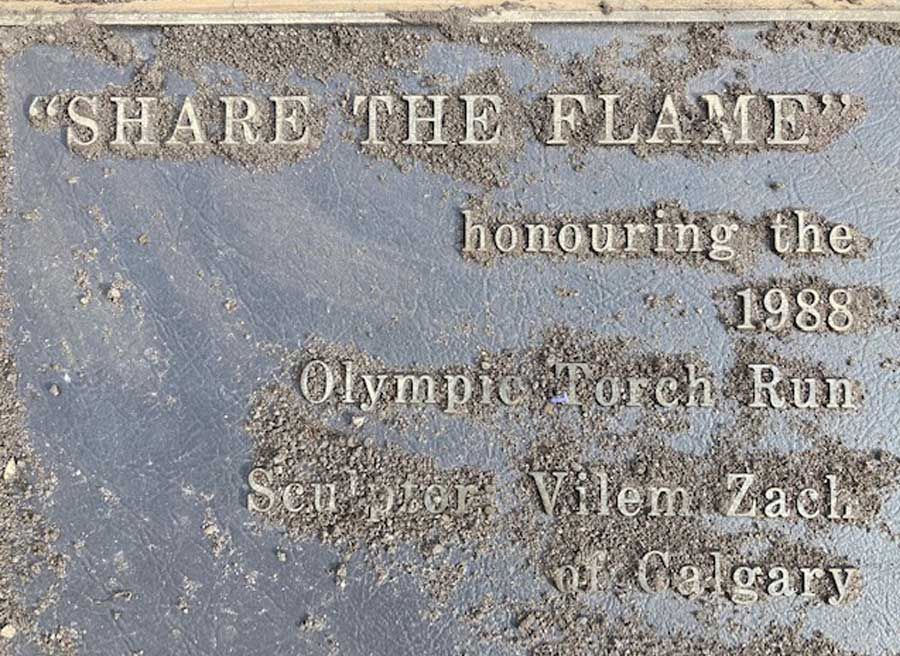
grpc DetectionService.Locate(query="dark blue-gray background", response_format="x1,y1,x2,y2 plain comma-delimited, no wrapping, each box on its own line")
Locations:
5,25,900,655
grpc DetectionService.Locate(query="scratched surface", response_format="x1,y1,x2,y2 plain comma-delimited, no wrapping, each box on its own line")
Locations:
4,25,900,655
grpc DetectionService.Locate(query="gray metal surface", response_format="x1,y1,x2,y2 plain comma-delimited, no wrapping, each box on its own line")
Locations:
4,24,900,655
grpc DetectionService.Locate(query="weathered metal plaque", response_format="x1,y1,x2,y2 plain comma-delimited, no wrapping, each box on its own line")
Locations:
0,9,899,656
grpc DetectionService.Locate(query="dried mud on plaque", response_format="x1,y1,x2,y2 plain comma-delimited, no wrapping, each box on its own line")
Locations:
245,325,900,653
0,16,894,656
26,22,869,188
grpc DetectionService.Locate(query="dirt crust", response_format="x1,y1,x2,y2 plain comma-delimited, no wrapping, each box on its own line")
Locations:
245,325,900,652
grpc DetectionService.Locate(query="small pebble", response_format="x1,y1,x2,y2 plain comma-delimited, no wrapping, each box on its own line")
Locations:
3,457,16,482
